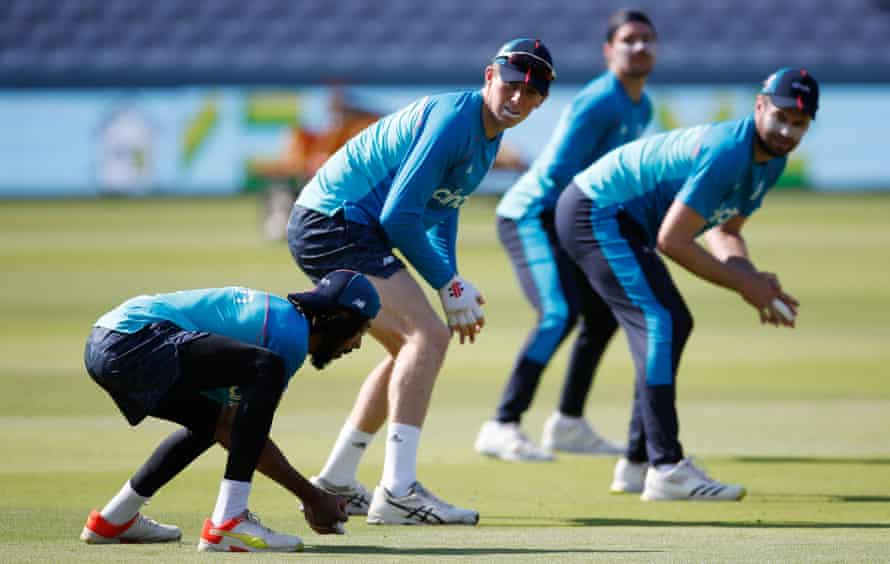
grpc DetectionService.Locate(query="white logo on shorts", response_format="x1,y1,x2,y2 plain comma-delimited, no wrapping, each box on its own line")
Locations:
382,255,396,266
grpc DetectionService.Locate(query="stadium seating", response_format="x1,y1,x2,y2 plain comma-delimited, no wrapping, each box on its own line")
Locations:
2,0,888,86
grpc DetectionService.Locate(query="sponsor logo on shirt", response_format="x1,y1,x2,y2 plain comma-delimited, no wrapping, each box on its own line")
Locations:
233,287,255,304
432,187,468,208
709,206,740,225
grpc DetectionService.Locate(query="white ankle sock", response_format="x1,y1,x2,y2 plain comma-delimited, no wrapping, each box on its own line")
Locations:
319,422,375,487
656,463,678,474
100,481,149,525
381,422,421,497
211,479,251,525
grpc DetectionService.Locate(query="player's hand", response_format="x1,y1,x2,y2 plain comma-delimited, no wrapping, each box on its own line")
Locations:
438,275,486,344
301,486,348,535
737,271,795,327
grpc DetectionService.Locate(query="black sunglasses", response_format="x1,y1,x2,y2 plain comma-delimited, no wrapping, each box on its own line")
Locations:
496,52,556,82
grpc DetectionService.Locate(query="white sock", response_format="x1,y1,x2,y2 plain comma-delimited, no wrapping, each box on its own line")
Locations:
656,463,678,474
381,422,421,498
211,479,251,525
100,481,149,525
319,421,375,486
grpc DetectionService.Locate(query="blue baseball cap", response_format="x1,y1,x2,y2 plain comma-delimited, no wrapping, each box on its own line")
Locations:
761,67,819,119
288,270,381,320
492,38,556,97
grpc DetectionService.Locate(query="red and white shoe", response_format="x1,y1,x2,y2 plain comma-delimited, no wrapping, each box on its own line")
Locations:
197,510,303,553
80,510,181,544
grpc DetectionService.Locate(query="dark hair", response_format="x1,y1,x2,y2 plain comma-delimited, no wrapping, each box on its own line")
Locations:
290,298,367,338
606,10,656,43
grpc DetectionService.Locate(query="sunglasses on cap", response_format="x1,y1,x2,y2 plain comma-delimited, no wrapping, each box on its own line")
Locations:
495,51,557,82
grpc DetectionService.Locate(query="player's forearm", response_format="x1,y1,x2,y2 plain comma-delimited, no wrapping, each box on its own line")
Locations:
704,229,757,275
254,438,317,501
215,418,316,501
658,237,749,293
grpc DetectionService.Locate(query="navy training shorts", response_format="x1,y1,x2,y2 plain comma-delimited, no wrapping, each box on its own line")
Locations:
84,321,208,425
286,204,405,283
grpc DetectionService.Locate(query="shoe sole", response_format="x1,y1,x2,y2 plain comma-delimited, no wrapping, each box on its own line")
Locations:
197,539,304,552
366,514,480,525
476,446,555,462
80,527,182,544
641,488,747,501
609,486,644,494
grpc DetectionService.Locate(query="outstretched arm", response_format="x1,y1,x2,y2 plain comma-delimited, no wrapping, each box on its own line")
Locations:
657,202,794,326
214,406,347,534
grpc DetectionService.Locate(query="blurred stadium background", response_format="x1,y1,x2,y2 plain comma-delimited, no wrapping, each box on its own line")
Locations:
2,0,890,200
2,2,890,562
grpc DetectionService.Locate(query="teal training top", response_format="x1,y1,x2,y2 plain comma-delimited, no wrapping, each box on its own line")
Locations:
296,90,501,289
572,115,787,244
497,72,652,220
95,287,309,403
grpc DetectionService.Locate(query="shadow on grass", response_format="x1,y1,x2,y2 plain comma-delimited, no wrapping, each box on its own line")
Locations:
305,545,658,556
485,516,890,529
732,456,890,465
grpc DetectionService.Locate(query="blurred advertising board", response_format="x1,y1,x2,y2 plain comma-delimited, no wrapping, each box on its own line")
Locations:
0,84,887,196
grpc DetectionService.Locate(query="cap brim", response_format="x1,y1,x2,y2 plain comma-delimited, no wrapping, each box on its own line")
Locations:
287,291,332,311
497,63,549,96
768,95,816,118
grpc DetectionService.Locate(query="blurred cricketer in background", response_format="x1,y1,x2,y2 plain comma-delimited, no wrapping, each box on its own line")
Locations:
81,271,379,552
286,38,555,524
476,10,657,462
555,68,819,500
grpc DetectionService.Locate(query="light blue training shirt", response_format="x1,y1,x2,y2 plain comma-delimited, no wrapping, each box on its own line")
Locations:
497,72,652,220
572,115,787,244
296,90,502,290
95,287,309,385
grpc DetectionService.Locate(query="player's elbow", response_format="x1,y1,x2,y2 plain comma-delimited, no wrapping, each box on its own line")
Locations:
656,233,679,257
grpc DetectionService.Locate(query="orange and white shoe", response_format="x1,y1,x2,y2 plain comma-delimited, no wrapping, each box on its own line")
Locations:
80,510,181,544
197,510,303,553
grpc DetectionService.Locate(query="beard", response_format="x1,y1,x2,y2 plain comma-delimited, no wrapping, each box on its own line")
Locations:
309,343,341,370
754,131,788,158
308,310,365,369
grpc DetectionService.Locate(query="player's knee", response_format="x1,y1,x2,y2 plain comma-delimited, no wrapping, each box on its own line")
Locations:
539,309,575,335
417,317,451,358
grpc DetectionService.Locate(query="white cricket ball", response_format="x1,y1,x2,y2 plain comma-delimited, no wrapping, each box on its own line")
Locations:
772,298,795,322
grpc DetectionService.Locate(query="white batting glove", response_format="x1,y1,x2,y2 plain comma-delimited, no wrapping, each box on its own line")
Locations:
438,275,485,343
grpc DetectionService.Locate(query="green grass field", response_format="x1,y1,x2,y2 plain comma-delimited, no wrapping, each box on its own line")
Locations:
2,193,889,562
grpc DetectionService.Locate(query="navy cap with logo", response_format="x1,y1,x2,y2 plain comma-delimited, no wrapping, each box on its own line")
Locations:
492,38,556,97
760,67,820,119
288,269,381,320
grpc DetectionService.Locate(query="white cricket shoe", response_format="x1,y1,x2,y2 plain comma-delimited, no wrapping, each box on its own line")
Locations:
309,475,372,515
80,510,181,544
610,457,649,494
198,510,303,552
641,458,746,501
541,412,624,455
474,420,555,462
366,482,480,525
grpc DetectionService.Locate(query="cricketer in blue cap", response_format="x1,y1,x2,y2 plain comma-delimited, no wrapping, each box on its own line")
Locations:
760,67,819,119
493,38,556,97
288,269,381,321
